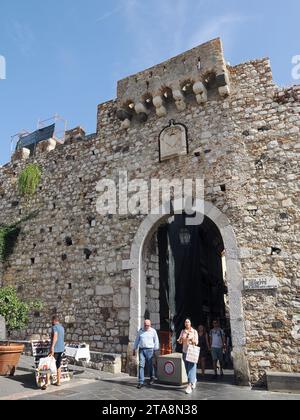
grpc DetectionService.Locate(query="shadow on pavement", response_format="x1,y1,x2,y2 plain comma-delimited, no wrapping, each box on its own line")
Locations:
197,370,235,386
6,373,37,390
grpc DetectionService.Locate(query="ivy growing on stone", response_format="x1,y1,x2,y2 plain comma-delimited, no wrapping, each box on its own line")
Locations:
18,164,42,196
0,224,21,262
0,211,39,262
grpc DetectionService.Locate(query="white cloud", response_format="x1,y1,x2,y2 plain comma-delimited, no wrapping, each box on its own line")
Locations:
120,0,194,71
187,14,248,51
115,1,251,76
96,5,123,23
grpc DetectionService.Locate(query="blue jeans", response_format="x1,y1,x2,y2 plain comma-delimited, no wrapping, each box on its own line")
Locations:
183,353,197,385
139,349,155,385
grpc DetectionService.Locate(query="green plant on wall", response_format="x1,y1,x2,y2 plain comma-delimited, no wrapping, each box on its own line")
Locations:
0,287,43,338
0,224,21,262
0,211,39,263
18,164,42,196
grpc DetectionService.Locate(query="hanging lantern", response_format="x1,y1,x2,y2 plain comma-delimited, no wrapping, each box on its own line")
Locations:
179,228,191,245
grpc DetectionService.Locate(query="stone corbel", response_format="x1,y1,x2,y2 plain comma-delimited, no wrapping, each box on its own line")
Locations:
117,109,132,130
121,119,131,130
219,85,231,98
134,102,149,123
193,81,208,104
216,72,231,98
172,89,187,112
153,95,167,118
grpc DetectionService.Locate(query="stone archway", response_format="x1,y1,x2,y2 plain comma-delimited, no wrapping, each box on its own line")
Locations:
128,201,250,385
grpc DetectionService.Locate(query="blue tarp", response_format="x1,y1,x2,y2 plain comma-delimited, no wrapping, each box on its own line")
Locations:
16,124,55,150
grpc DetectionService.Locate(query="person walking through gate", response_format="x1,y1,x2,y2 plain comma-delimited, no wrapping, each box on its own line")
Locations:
133,319,160,389
209,320,226,379
177,319,199,394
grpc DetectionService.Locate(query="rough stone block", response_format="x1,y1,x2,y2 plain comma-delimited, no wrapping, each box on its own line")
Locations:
12,148,30,162
96,286,113,296
267,372,300,394
36,138,57,154
113,294,130,308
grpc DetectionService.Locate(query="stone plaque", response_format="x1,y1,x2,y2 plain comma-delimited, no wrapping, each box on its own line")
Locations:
244,277,279,291
0,316,6,340
159,120,188,162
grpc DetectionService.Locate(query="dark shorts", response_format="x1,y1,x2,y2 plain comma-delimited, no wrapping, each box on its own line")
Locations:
54,353,63,369
211,348,223,362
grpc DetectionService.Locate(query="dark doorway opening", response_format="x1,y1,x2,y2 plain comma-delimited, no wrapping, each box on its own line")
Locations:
157,214,232,367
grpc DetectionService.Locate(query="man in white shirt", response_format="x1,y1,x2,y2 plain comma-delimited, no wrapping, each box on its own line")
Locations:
133,320,160,389
209,320,226,379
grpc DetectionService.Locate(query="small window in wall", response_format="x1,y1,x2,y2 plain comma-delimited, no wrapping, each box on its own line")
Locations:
271,247,282,256
65,237,73,247
68,283,72,290
84,249,92,260
87,217,95,227
31,258,35,265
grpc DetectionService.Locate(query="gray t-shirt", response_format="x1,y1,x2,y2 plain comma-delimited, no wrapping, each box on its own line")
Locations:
210,328,225,349
52,324,65,353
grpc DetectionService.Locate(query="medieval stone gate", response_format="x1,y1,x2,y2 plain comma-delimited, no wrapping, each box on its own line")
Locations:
127,202,250,385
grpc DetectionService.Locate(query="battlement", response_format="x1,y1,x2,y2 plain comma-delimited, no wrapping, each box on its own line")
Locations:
7,38,300,165
116,38,231,128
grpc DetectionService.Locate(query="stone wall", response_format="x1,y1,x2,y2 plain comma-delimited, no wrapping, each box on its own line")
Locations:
144,232,160,330
0,38,299,384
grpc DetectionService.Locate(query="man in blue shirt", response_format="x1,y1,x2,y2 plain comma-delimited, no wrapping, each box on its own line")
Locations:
133,319,160,389
49,315,65,386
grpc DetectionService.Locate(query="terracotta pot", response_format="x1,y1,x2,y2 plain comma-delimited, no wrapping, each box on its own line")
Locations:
0,343,24,376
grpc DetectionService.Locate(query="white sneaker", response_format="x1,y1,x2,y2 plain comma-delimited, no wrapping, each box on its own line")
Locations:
185,385,192,395
192,380,197,390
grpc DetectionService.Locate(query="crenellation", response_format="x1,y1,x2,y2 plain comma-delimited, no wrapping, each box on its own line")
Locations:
116,38,230,128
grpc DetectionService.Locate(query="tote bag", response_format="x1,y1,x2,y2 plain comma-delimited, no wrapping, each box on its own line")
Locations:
186,345,200,364
38,356,57,375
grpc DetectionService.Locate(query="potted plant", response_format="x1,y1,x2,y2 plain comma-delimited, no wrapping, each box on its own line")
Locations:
0,287,42,376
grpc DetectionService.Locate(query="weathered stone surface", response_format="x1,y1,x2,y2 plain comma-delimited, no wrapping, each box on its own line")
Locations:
113,294,130,308
96,286,113,296
12,148,30,162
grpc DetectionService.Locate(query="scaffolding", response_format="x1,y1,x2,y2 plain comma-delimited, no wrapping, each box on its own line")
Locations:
11,114,67,157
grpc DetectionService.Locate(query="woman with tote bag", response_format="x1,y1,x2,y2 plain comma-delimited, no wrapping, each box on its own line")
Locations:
177,319,199,394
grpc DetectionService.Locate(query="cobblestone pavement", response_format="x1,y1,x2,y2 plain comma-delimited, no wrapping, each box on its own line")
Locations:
0,357,299,401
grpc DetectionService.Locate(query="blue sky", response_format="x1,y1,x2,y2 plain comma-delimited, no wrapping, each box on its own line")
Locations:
0,0,299,165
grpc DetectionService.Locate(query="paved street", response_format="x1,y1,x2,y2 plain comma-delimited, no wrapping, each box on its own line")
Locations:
0,356,299,401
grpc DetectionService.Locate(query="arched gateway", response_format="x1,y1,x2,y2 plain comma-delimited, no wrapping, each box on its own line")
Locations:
128,201,251,385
